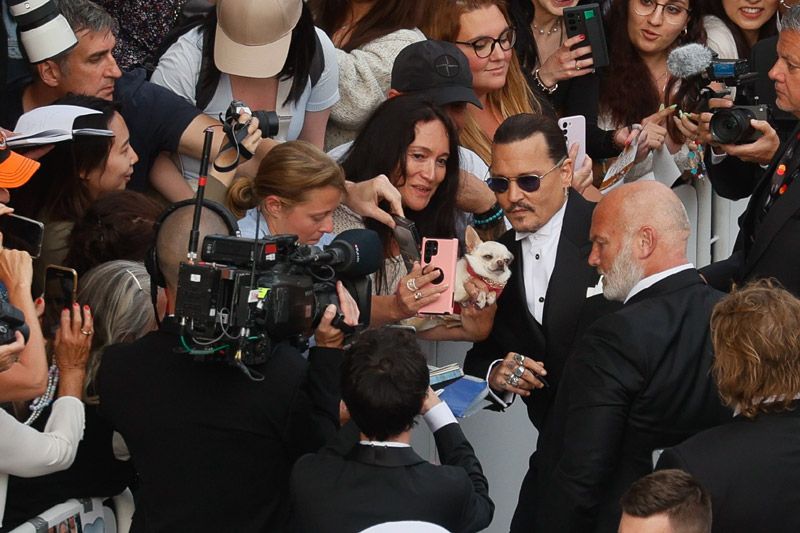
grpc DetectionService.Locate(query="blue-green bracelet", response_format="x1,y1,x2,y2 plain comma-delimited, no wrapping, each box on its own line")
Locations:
473,206,505,227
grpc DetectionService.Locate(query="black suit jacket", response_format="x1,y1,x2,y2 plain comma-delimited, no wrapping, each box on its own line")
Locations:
464,190,616,430
704,123,800,296
96,327,342,533
289,423,494,533
657,403,800,533
534,270,732,533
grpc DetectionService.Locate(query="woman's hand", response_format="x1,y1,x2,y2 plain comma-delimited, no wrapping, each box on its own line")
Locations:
537,34,594,87
343,175,404,228
315,281,360,349
0,234,33,293
0,331,26,373
212,114,263,182
54,304,93,399
632,106,676,163
393,262,449,320
569,143,594,194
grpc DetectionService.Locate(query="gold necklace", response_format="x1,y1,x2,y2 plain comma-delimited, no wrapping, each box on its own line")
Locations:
533,18,561,36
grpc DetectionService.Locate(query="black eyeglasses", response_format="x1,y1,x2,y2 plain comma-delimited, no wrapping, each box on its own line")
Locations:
455,28,517,59
486,157,566,193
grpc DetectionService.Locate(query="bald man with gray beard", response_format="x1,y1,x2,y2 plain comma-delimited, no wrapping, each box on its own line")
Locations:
531,182,732,533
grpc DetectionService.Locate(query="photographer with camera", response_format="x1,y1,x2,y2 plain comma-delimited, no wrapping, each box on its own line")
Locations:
698,6,800,296
95,202,359,531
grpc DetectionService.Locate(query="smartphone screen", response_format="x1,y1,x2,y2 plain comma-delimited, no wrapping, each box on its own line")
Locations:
0,214,44,258
43,265,78,337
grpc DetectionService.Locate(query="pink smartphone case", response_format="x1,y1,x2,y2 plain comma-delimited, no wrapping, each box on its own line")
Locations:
418,238,459,315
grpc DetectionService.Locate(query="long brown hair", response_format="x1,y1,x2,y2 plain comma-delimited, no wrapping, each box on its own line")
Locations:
309,0,422,52
423,0,546,163
599,0,706,143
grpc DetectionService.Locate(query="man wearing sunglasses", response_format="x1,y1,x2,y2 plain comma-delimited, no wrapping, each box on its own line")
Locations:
463,113,617,531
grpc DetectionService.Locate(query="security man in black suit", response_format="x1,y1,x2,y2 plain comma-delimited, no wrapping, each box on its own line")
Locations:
534,181,731,533
700,6,800,296
290,327,493,533
96,203,359,532
462,114,616,531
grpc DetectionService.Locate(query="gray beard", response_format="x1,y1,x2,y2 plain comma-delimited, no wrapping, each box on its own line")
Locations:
602,246,645,302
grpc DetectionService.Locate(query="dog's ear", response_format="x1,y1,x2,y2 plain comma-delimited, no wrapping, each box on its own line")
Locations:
465,226,482,253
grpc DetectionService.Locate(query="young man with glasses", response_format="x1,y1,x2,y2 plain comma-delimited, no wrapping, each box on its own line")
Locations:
463,112,618,530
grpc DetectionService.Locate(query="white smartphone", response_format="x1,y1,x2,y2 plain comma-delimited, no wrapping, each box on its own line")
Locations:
558,115,586,170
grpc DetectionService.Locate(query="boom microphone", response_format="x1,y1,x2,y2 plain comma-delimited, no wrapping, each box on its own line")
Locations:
667,43,715,79
309,229,382,278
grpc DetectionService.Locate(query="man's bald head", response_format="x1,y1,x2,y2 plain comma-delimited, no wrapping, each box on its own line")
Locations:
589,182,692,301
157,205,233,291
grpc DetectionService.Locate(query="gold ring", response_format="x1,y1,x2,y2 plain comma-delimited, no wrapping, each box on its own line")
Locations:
414,291,423,301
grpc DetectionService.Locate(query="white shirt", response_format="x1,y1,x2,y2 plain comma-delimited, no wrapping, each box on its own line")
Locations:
358,401,458,447
624,263,695,303
152,26,340,182
0,396,85,526
518,198,568,324
237,207,336,247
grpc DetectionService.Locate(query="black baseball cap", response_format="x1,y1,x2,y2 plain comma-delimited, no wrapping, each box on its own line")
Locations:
391,40,483,109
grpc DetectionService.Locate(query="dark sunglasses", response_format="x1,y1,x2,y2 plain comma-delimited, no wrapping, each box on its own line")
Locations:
486,157,566,193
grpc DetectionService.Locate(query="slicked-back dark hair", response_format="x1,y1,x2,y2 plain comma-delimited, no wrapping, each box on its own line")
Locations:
341,327,429,441
621,470,712,533
493,113,568,163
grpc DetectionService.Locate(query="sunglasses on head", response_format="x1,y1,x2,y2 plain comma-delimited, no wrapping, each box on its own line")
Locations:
486,157,566,194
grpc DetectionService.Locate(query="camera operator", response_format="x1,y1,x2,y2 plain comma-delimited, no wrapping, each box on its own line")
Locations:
694,6,800,295
95,203,359,532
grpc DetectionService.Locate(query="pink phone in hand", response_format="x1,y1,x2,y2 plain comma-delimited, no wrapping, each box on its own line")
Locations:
418,238,458,315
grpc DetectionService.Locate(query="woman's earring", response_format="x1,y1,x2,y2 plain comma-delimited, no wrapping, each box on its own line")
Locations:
682,27,688,36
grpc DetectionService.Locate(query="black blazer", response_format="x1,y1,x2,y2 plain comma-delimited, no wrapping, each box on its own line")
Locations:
534,270,732,533
289,423,494,533
657,403,800,533
703,123,800,296
464,190,616,430
96,328,342,533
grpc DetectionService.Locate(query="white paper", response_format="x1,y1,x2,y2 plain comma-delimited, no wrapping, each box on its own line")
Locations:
8,105,113,146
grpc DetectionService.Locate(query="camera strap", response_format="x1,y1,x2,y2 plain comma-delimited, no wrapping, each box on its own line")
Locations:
213,120,254,173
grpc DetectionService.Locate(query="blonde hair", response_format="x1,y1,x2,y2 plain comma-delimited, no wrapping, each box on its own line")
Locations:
711,279,800,419
422,0,543,163
226,141,346,218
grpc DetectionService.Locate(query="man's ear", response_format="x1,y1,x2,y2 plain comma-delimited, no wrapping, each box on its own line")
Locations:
37,60,62,88
637,226,657,259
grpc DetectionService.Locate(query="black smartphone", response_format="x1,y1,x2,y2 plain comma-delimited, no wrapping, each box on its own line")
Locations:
392,214,421,272
0,213,44,258
564,3,610,69
43,265,78,337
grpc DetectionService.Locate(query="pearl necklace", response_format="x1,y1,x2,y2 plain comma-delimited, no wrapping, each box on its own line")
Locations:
25,363,59,425
533,18,561,36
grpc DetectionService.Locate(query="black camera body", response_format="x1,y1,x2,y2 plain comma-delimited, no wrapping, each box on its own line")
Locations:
711,104,769,145
0,301,29,346
174,233,373,366
705,58,753,86
219,100,280,165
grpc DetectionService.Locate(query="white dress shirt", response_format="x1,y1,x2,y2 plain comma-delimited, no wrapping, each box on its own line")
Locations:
518,199,568,324
624,263,695,303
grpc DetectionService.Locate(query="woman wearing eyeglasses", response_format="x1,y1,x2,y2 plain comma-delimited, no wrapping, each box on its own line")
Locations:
423,0,552,165
595,0,708,187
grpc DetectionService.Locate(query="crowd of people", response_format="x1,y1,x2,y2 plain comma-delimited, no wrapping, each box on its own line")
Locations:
0,0,799,532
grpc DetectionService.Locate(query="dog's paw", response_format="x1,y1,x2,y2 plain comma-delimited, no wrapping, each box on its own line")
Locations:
486,292,497,306
475,291,488,309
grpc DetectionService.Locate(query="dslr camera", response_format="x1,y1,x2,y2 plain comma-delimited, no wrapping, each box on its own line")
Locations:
219,100,280,163
704,57,770,145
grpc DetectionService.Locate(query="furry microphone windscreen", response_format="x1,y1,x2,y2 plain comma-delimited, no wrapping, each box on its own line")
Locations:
667,43,715,79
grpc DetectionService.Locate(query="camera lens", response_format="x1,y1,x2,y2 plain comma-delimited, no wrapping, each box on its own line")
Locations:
710,108,755,145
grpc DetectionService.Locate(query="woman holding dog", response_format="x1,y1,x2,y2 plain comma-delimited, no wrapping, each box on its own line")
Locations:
339,95,497,340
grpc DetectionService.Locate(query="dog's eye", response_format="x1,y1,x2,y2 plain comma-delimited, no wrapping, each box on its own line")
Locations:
483,254,493,260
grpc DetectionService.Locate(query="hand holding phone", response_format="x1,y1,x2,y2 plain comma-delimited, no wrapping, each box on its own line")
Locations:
564,4,610,69
392,214,421,272
0,213,44,259
43,265,78,338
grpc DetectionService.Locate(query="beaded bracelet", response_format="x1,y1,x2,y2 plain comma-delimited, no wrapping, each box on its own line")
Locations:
533,68,558,95
473,203,505,228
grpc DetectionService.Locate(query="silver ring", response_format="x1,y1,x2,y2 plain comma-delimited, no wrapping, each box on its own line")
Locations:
513,365,525,378
414,291,423,301
406,278,418,292
80,329,93,336
513,353,525,365
507,375,520,387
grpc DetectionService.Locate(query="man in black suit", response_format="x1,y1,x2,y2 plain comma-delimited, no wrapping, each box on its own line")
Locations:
462,114,615,531
289,327,494,533
534,181,731,533
96,204,357,532
701,7,800,296
657,281,800,533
